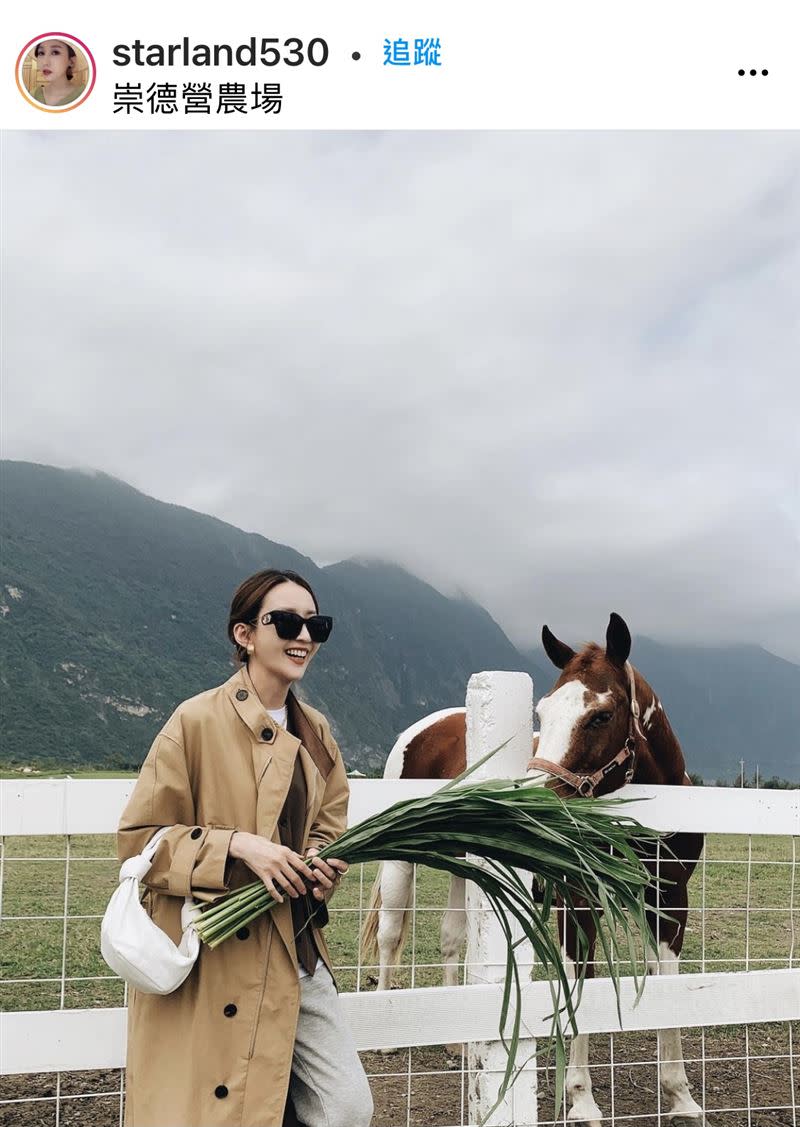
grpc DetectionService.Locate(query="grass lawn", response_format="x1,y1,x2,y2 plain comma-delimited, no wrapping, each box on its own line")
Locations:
1,834,796,1010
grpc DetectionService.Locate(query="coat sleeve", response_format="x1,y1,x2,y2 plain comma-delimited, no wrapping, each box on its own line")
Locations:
305,714,350,855
117,728,236,903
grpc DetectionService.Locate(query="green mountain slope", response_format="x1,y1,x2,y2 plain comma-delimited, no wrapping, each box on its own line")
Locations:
2,461,797,780
0,462,542,772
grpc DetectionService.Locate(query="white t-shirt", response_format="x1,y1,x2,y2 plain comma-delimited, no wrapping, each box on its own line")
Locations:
265,705,288,728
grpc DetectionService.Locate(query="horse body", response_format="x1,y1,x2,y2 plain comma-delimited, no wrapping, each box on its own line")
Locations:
361,614,704,1123
363,708,468,999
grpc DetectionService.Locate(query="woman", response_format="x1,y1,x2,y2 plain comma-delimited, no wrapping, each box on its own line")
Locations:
118,569,374,1127
30,39,86,107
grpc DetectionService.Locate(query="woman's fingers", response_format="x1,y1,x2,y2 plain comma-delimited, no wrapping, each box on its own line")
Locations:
290,856,315,892
277,866,307,898
263,877,284,904
288,849,318,888
291,851,317,881
307,855,348,889
306,857,335,887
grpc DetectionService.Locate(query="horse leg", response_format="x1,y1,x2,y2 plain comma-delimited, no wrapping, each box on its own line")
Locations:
654,946,704,1121
375,860,415,1055
377,860,414,991
441,875,466,1053
441,875,466,987
559,899,603,1126
646,846,704,1123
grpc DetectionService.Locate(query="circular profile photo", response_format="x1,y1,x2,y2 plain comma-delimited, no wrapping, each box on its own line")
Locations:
16,33,95,112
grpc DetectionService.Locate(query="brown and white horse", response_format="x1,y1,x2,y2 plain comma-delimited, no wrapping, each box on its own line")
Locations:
361,613,705,1125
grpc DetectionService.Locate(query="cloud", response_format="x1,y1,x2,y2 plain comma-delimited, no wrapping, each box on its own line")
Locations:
3,131,799,659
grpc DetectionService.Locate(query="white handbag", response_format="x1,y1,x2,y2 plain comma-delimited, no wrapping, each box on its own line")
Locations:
100,826,201,995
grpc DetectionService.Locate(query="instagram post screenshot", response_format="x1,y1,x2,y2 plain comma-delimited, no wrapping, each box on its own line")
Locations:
1,3,798,1126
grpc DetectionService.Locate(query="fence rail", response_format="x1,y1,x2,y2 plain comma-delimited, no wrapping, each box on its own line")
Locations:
4,775,799,838
4,966,799,1078
1,670,799,1125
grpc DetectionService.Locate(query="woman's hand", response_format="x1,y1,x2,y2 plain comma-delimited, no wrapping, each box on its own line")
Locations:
304,847,348,901
229,832,312,904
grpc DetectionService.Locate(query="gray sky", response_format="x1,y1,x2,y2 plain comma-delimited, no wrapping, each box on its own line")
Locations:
3,131,799,661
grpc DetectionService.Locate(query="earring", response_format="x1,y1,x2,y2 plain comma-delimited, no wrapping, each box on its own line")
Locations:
246,643,255,656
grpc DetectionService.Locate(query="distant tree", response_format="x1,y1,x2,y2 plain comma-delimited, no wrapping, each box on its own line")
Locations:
688,772,705,787
712,772,798,789
760,776,800,790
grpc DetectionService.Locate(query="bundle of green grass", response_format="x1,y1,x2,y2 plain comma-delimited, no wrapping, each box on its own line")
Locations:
194,752,661,1116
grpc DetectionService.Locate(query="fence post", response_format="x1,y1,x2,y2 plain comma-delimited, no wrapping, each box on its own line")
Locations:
465,671,537,1126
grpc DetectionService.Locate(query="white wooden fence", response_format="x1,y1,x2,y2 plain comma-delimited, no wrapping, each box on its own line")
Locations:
2,671,799,1126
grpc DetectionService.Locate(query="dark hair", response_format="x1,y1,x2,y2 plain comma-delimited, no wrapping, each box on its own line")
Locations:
228,569,320,665
35,40,77,81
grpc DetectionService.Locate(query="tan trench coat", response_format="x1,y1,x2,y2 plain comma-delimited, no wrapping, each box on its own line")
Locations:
117,666,350,1127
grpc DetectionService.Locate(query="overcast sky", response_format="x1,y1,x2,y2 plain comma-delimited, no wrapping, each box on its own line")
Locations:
3,131,798,661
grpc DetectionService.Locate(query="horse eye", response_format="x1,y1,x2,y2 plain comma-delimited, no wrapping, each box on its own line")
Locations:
587,712,611,728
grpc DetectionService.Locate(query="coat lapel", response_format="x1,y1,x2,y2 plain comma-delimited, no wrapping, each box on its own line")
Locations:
225,668,300,835
287,692,335,839
224,673,332,964
287,692,334,780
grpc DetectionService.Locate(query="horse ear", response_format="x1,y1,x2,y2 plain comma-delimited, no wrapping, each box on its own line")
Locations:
542,625,576,669
605,612,631,667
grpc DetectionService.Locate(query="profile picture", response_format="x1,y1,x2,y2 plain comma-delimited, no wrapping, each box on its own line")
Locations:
16,33,95,112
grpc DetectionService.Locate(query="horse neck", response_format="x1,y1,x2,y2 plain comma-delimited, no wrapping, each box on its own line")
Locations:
630,666,687,785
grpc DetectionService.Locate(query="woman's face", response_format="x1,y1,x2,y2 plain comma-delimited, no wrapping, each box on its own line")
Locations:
248,581,321,686
35,41,73,82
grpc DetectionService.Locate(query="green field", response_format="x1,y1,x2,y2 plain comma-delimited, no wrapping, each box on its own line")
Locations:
0,834,797,1011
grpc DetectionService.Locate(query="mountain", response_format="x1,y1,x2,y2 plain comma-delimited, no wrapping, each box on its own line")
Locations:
0,462,544,774
1,461,797,780
320,557,551,739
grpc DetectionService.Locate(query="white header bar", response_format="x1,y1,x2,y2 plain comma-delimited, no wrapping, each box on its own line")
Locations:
2,1,798,130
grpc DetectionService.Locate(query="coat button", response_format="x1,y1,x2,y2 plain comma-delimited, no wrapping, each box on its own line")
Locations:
236,927,250,940
224,1003,237,1017
236,689,248,701
261,727,274,742
190,828,202,840
214,1085,228,1099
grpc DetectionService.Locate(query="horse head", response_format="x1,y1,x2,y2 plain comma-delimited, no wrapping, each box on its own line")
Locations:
531,612,685,795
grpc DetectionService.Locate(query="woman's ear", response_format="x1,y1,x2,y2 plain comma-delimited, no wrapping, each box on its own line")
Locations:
232,622,252,649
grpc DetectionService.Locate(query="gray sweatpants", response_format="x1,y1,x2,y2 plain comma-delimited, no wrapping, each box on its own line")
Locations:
289,965,374,1127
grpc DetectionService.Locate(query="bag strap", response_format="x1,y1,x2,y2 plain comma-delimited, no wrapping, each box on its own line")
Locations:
143,828,201,928
142,825,174,861
118,826,200,933
119,826,178,884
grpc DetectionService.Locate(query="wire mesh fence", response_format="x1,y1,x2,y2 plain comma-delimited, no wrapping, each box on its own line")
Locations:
1,783,798,1126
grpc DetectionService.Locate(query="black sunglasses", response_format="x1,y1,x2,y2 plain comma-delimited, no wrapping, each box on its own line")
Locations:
257,610,333,644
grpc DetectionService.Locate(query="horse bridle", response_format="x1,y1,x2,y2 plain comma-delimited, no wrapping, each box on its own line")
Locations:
527,661,643,798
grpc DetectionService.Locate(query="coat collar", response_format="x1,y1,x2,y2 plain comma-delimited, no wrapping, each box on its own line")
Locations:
224,667,334,780
226,666,281,742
